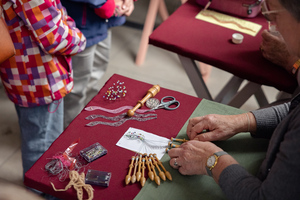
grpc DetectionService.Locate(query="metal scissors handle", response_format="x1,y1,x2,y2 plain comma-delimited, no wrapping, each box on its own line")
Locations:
157,96,180,110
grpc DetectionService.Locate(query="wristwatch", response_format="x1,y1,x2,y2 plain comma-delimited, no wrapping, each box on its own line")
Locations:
292,59,300,75
206,151,228,176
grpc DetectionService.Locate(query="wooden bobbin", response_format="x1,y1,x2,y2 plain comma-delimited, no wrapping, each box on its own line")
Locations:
127,85,160,117
150,154,166,181
125,156,135,185
148,155,160,186
153,154,172,181
168,142,180,148
171,137,188,143
171,144,180,148
136,154,143,182
131,156,139,184
145,155,154,181
140,157,146,187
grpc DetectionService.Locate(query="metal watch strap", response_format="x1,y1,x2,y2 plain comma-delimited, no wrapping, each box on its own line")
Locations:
206,151,228,177
214,151,228,157
206,166,213,177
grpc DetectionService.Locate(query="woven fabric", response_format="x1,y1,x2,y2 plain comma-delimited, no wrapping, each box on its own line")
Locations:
24,74,202,199
0,0,86,107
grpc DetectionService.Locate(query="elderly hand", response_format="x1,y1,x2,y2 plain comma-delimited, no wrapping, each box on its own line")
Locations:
187,113,255,141
168,140,222,175
260,30,299,73
168,140,239,183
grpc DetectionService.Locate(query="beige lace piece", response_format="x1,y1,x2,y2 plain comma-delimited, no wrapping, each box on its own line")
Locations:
51,170,94,200
201,12,255,33
195,10,262,36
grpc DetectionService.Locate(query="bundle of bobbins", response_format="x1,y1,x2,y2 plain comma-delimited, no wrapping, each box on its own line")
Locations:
125,153,172,187
165,137,189,153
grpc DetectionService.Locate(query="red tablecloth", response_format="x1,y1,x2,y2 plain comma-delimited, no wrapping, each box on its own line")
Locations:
149,0,297,94
24,74,201,199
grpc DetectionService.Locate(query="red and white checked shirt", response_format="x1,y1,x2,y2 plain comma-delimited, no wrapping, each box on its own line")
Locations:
0,0,86,107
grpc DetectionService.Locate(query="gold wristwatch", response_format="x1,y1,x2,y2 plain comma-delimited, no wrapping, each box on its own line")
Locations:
206,151,228,176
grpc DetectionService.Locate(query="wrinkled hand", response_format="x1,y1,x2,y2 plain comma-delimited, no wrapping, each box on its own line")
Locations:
168,140,222,175
260,30,298,73
187,114,247,141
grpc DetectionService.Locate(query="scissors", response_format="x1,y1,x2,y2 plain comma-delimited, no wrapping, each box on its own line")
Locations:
146,96,180,112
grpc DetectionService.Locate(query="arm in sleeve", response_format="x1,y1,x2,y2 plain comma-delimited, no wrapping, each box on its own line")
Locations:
14,0,86,55
65,0,107,7
250,102,290,138
219,164,264,200
94,0,115,19
219,116,300,200
64,0,115,19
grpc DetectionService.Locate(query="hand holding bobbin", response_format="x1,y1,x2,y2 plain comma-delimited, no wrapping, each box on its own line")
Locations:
127,85,160,117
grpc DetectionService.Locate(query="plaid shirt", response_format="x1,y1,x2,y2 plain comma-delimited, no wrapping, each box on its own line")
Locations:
0,0,86,107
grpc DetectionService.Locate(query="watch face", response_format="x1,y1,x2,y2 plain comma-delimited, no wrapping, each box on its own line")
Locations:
146,98,160,109
207,155,216,167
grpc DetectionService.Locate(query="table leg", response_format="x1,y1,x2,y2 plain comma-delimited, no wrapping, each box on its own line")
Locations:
178,55,212,100
227,82,266,108
254,88,269,107
215,76,244,104
136,0,168,66
179,55,270,108
158,0,168,21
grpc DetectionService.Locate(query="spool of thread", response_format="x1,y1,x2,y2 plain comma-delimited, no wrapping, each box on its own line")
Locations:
232,33,244,44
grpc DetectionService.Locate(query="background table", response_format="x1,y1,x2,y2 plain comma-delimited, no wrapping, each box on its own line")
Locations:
24,74,269,199
149,0,298,108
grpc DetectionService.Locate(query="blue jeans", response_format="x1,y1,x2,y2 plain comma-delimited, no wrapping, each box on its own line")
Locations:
15,99,64,176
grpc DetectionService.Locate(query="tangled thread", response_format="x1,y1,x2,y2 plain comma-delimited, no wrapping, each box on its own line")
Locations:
51,170,94,200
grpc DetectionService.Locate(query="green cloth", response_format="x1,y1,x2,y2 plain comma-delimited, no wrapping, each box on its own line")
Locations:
134,99,269,200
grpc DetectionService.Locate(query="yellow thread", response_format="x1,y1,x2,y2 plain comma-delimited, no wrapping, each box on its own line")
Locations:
51,170,94,200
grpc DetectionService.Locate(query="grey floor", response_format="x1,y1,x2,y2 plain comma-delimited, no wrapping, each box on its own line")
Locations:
0,0,279,198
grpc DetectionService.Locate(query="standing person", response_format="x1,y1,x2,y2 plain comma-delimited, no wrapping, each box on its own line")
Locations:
63,0,135,128
168,0,300,199
0,0,86,181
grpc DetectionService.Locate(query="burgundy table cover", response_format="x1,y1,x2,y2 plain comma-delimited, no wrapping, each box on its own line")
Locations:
149,0,297,94
24,74,201,199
